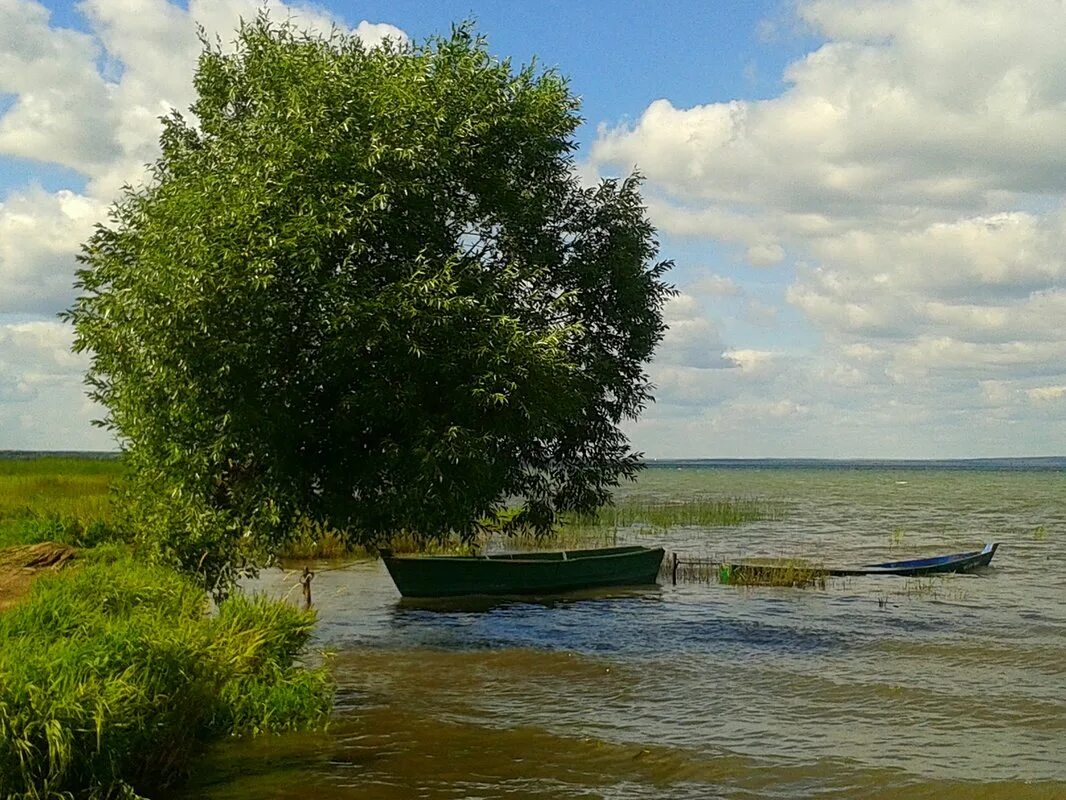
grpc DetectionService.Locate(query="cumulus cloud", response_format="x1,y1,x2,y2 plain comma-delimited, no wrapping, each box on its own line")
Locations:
723,349,777,374
0,0,406,448
599,0,1066,455
0,1,117,170
4,0,1066,456
656,293,734,370
0,319,111,449
690,274,743,297
598,2,1066,211
0,187,106,313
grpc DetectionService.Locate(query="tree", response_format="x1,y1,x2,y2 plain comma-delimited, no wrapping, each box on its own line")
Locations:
67,17,673,592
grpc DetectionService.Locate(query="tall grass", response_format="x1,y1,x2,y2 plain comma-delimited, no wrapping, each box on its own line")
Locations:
503,523,622,552
280,497,781,559
280,521,480,560
0,457,124,549
3,458,781,559
717,558,828,589
0,554,332,799
566,496,781,530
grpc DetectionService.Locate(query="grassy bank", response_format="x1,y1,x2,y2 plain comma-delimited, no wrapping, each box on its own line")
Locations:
0,458,333,798
0,552,331,799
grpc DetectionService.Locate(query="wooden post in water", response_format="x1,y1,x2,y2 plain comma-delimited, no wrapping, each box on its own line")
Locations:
671,552,679,586
300,566,315,610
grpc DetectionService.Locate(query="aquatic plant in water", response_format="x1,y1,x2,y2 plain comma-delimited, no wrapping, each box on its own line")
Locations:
572,497,780,530
716,558,828,589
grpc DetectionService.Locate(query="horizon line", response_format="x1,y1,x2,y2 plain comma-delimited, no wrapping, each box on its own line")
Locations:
2,450,1064,463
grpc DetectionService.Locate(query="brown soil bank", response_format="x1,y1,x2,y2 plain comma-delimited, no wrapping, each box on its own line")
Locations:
0,542,76,610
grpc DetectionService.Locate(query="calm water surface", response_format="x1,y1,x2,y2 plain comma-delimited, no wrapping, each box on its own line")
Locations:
179,466,1066,799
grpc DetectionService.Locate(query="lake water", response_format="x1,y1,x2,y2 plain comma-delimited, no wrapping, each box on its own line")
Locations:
177,464,1066,799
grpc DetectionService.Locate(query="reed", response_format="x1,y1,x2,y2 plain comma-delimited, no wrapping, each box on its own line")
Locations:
571,496,780,530
383,530,479,555
280,524,480,560
0,554,332,799
666,555,719,584
3,458,780,558
716,558,827,589
663,554,828,589
279,496,778,560
894,576,967,601
502,523,621,552
281,518,355,560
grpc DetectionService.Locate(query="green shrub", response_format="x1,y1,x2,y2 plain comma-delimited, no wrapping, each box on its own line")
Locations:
0,557,331,799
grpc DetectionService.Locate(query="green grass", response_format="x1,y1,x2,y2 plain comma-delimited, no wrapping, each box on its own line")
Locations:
505,523,622,551
716,558,828,589
0,553,332,800
279,496,781,560
1,457,780,560
280,523,480,561
0,457,124,549
893,576,968,602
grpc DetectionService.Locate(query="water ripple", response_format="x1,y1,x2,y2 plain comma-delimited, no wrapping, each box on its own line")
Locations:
185,467,1066,799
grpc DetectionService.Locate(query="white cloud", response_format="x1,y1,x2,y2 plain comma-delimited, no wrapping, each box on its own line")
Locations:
597,0,1066,455
0,0,411,300
351,19,408,46
0,0,406,449
0,319,112,449
0,187,106,313
3,0,1066,456
742,299,779,327
595,4,1066,212
730,399,808,419
657,293,733,369
723,349,776,374
746,242,785,266
0,0,117,170
690,274,743,297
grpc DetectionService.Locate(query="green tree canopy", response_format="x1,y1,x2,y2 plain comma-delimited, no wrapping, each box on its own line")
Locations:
68,17,672,591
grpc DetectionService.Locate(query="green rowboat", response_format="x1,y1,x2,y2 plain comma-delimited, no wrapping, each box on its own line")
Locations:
381,545,666,598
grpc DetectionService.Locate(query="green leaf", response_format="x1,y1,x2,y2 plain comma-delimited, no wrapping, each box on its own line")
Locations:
67,13,673,590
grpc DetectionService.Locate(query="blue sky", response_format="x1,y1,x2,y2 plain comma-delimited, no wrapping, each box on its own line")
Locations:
2,0,1066,457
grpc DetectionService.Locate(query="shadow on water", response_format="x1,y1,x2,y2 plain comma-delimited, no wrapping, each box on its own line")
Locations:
392,584,665,614
383,585,850,658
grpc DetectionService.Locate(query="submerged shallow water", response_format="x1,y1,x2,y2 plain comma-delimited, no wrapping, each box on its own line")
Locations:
178,466,1066,799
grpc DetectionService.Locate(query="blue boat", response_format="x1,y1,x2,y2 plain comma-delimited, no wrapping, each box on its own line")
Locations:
722,543,1000,582
828,542,999,576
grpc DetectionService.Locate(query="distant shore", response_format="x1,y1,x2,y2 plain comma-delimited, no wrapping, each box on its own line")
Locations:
645,456,1066,470
0,450,119,460
3,450,1065,471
